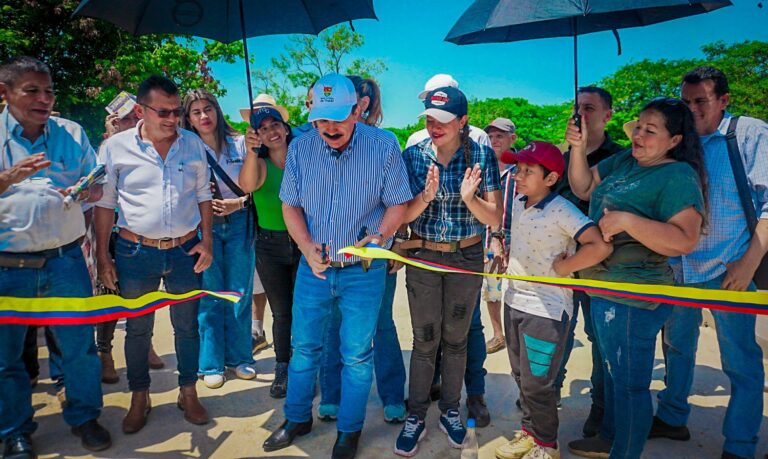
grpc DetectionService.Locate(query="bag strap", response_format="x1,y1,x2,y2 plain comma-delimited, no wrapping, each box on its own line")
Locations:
206,151,246,198
724,116,758,236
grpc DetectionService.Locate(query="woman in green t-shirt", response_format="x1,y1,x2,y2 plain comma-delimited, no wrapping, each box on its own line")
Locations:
239,104,299,399
564,98,707,459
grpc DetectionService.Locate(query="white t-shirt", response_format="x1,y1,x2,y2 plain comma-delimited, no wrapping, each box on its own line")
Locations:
504,193,594,320
405,125,491,149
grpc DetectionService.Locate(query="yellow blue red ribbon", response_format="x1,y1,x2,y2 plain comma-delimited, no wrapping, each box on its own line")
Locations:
339,246,768,315
0,290,241,325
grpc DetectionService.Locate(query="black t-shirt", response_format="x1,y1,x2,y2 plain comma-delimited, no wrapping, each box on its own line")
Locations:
555,133,624,215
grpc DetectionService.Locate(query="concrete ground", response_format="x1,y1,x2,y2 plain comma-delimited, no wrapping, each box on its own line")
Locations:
29,275,768,458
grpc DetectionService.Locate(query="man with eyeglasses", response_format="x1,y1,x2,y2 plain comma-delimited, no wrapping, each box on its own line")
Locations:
647,67,768,459
0,56,112,458
94,74,213,434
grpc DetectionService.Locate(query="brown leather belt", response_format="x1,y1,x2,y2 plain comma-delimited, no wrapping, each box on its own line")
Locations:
399,234,481,253
118,228,197,250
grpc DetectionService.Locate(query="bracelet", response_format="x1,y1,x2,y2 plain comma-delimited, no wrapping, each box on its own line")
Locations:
421,192,433,204
394,231,409,241
491,231,504,240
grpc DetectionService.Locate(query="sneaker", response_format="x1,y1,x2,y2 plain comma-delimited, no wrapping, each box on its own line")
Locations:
270,362,288,399
252,331,268,354
394,415,427,457
522,444,560,459
495,430,535,459
384,403,407,423
568,436,612,458
234,363,257,380
318,403,338,421
486,335,506,354
438,409,465,448
648,415,690,441
203,374,225,389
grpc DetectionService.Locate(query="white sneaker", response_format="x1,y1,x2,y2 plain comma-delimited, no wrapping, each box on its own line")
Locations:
522,444,560,459
203,373,225,389
234,363,257,380
495,430,535,459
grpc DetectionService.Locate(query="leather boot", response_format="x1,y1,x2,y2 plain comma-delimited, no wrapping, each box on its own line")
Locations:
99,352,119,384
177,384,209,425
122,390,151,434
148,345,165,370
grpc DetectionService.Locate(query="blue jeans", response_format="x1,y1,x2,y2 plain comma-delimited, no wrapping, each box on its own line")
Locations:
0,244,102,438
592,297,672,459
115,235,202,391
199,211,255,374
284,258,386,433
432,294,487,397
555,290,604,409
657,273,761,458
320,271,406,407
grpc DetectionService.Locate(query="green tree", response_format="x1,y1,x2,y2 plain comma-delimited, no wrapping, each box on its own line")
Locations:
1,0,243,140
254,25,386,125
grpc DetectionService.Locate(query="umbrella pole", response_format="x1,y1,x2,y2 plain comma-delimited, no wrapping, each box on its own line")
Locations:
572,17,580,129
239,0,255,126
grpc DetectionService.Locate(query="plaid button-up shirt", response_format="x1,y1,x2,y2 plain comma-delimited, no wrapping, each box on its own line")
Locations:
404,138,501,242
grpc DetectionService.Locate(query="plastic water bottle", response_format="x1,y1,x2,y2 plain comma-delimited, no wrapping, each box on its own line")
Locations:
461,418,479,459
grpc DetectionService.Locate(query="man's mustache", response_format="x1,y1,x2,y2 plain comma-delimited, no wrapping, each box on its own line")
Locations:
323,132,343,140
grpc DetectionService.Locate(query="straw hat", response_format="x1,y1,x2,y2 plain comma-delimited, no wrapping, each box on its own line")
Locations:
239,94,289,123
623,119,638,140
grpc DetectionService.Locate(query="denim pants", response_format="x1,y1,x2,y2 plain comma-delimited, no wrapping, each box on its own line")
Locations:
656,273,761,458
115,235,202,391
199,210,255,374
23,325,64,388
321,271,407,407
284,258,386,433
0,244,102,439
255,228,301,364
555,290,605,409
405,243,484,419
432,293,487,397
592,296,672,459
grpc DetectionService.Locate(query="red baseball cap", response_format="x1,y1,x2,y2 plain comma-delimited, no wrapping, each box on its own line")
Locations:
500,141,565,177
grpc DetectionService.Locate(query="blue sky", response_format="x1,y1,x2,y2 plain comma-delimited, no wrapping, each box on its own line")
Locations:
211,0,768,128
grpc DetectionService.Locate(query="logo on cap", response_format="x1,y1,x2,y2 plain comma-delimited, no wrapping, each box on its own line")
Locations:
430,91,449,107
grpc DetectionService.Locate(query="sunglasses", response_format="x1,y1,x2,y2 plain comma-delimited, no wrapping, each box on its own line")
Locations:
142,104,183,118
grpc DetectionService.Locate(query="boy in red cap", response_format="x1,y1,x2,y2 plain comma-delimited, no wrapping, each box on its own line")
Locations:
495,141,612,459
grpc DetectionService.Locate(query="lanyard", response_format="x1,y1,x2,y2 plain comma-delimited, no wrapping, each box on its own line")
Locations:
2,113,50,172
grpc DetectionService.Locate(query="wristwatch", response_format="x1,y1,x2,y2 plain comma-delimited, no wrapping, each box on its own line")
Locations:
490,231,504,240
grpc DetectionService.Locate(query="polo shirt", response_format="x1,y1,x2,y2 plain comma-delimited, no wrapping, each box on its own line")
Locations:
504,192,594,320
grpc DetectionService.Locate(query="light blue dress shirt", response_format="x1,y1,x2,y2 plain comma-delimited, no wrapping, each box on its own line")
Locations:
0,110,96,252
671,112,768,284
97,120,213,239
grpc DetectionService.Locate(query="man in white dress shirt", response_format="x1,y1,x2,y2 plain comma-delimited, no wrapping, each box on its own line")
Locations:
95,75,213,434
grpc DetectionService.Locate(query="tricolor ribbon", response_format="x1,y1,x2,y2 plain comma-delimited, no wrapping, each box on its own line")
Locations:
0,290,241,325
339,246,768,315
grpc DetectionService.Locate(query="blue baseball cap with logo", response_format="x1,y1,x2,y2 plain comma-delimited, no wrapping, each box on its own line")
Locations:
419,86,468,123
308,73,358,122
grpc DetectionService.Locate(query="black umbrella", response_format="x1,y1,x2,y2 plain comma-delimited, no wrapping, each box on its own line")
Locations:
73,0,377,124
445,0,732,124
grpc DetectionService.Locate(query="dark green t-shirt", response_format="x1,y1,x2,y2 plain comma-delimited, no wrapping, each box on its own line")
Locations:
580,150,705,309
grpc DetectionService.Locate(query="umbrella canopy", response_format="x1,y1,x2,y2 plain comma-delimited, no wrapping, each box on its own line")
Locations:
74,0,377,126
445,0,731,45
445,0,732,121
74,0,377,44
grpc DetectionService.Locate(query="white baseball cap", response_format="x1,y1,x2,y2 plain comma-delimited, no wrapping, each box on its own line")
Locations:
418,74,459,100
308,74,358,122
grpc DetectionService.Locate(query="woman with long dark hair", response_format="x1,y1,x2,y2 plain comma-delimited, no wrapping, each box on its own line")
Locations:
182,89,256,389
565,98,707,459
239,98,299,399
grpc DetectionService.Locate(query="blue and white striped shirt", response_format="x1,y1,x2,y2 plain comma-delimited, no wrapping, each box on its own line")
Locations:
670,112,768,284
279,123,412,262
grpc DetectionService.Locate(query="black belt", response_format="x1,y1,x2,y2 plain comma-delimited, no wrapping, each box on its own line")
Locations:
0,239,82,269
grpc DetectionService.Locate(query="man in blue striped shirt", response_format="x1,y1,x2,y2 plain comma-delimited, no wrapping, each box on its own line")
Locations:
264,74,411,459
652,67,768,459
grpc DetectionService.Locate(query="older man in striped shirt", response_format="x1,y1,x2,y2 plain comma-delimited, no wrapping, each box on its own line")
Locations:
263,74,411,459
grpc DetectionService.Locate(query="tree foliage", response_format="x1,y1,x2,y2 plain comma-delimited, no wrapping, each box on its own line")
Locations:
1,0,243,139
254,25,386,125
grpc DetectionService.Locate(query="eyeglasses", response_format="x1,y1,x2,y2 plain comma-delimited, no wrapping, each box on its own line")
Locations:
141,104,183,118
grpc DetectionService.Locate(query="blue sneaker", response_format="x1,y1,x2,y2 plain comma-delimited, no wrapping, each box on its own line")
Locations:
394,415,427,457
384,403,407,423
318,403,338,421
439,409,466,448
